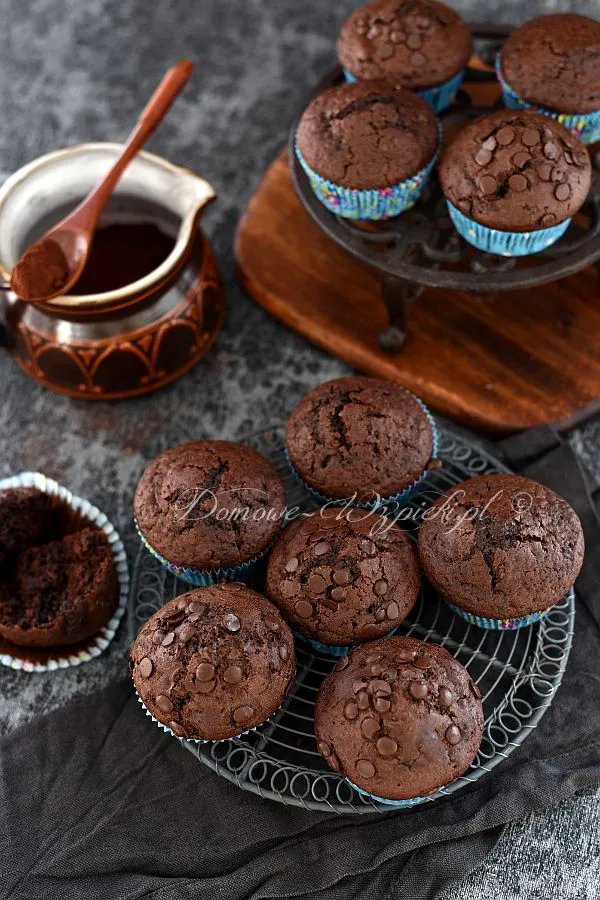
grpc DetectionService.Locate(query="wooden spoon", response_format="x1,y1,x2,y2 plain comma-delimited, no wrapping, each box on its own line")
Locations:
11,59,193,302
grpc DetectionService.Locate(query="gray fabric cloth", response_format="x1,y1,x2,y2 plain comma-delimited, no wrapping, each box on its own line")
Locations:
1,425,599,900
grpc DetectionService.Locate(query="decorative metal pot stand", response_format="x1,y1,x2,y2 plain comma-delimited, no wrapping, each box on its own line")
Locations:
129,425,575,814
289,25,600,351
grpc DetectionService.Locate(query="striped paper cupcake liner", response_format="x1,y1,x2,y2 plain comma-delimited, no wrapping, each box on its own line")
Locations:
349,779,439,807
496,55,600,145
446,600,550,631
343,67,465,114
446,200,571,257
0,472,129,673
294,627,400,658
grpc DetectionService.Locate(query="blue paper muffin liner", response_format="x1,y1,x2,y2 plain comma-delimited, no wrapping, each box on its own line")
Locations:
496,55,600,145
295,138,438,220
343,67,465,114
134,517,270,587
349,779,439,807
286,392,439,510
294,627,399,658
446,600,550,631
446,200,571,257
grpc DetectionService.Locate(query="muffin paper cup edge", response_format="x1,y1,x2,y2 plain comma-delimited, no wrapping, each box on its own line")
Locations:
294,628,400,657
343,67,465,114
349,779,438,807
0,472,129,673
445,600,551,631
496,55,600,145
446,200,571,257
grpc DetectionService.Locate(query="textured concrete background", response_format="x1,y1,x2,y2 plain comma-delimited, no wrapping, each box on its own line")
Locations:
0,0,599,896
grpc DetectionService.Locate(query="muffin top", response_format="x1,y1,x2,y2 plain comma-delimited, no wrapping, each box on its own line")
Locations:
439,109,592,232
130,584,296,741
134,440,286,570
314,636,483,800
286,376,435,501
337,0,472,88
501,13,600,114
296,80,438,189
0,487,53,567
418,474,585,619
266,507,420,646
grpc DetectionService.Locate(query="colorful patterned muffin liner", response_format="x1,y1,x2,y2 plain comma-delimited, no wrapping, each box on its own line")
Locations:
0,472,129,673
285,392,439,511
496,55,600,145
445,600,551,631
294,627,400,658
134,517,272,587
349,779,439,807
343,67,466,114
295,129,439,220
446,200,572,257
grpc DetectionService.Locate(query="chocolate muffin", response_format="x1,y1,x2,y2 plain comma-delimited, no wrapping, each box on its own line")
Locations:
337,0,472,90
501,14,600,114
131,584,296,741
439,109,592,233
0,487,53,569
134,440,286,577
296,80,438,191
418,474,585,623
286,376,436,502
266,507,420,647
314,636,484,801
0,527,118,647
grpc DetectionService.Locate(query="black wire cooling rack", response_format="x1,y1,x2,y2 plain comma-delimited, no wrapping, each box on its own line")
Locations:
128,424,575,814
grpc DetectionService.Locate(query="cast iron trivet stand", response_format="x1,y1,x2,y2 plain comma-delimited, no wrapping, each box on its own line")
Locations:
290,24,600,351
129,425,575,814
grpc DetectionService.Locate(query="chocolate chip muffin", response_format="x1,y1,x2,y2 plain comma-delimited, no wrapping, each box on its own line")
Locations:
266,507,420,648
337,0,472,91
500,14,600,115
131,584,296,741
134,441,286,581
418,474,585,625
286,376,437,503
296,80,438,190
0,487,53,570
440,109,592,233
0,527,118,647
314,636,484,801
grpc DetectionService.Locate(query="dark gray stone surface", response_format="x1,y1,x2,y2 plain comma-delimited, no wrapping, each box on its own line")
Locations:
0,0,599,896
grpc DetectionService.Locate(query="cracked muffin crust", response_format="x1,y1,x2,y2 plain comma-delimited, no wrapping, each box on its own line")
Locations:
286,376,436,501
266,507,420,646
501,13,600,115
417,474,585,620
131,584,296,741
337,0,472,89
295,80,438,189
314,635,483,800
134,440,286,571
439,109,592,232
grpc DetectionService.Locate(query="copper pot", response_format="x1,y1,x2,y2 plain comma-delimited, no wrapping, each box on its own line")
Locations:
0,144,225,399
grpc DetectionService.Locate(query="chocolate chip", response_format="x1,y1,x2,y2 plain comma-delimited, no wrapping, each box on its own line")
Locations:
333,569,350,585
366,653,383,664
540,213,557,227
279,645,290,662
390,29,405,43
177,625,195,644
153,630,165,645
139,658,153,679
196,679,216,694
512,151,530,167
446,725,461,745
479,175,497,195
371,679,392,696
327,753,341,772
375,697,392,714
496,126,515,145
509,173,527,192
314,541,329,557
176,597,188,610
161,632,175,647
475,148,492,166
353,679,368,693
406,33,422,49
376,736,398,757
439,687,453,707
264,616,281,632
361,717,381,740
411,51,427,66
482,136,497,151
295,599,314,619
360,624,381,640
555,183,571,201
375,608,387,621
385,667,397,680
233,705,254,725
344,701,359,720
196,663,215,682
370,662,385,676
397,649,416,661
317,740,331,756
377,43,394,59
187,601,206,615
285,557,299,573
413,654,432,669
538,163,553,181
521,128,539,147
386,601,400,620
308,574,327,594
415,15,430,28
334,656,349,671
572,152,588,167
357,690,370,710
359,539,376,555
164,610,185,627
356,759,376,779
563,150,573,164
223,665,243,684
367,24,382,38
322,597,338,611
346,508,364,523
155,694,173,713
374,579,388,596
409,681,428,699
331,586,347,601
300,521,318,535
224,613,241,633
543,142,558,160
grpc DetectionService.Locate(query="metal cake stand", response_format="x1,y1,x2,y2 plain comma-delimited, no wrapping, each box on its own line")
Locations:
128,424,575,814
289,24,600,350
